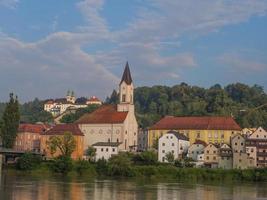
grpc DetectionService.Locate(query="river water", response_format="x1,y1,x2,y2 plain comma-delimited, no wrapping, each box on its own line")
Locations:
0,172,267,200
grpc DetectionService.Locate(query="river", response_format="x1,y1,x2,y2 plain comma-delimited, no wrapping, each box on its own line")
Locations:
0,172,267,200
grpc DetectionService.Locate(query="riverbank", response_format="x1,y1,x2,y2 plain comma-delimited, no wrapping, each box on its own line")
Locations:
4,162,267,183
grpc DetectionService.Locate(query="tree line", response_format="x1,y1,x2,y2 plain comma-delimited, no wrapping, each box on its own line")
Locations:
106,82,267,129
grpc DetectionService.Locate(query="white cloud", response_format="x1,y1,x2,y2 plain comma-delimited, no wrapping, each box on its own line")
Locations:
217,53,267,72
0,0,19,9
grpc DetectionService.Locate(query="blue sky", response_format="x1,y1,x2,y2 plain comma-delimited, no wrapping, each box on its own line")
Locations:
0,0,267,102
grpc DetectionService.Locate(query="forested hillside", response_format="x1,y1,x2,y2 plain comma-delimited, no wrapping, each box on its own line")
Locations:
0,98,53,124
107,83,267,129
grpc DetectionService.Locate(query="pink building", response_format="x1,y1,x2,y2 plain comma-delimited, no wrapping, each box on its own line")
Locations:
14,124,50,152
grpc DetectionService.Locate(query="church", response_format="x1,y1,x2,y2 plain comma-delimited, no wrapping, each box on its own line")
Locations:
76,62,138,151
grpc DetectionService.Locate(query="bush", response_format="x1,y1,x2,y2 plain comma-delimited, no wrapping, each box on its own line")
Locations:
95,158,108,175
16,153,42,170
107,153,135,177
50,156,73,174
133,151,158,165
75,159,92,175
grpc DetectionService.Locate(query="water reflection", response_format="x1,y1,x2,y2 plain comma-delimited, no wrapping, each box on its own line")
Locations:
0,172,267,200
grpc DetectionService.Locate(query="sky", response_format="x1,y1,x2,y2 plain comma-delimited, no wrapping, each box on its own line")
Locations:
0,0,267,102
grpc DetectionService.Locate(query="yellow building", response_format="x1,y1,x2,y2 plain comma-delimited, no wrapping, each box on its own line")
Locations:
148,116,241,148
40,124,84,160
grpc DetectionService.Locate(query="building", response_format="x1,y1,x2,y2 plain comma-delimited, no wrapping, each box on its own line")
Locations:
76,62,138,152
218,143,233,169
204,143,220,168
14,124,49,152
148,116,241,148
246,127,267,168
40,124,84,160
137,128,148,151
231,134,255,169
44,91,102,116
86,96,102,105
92,142,120,161
158,130,190,162
187,140,206,161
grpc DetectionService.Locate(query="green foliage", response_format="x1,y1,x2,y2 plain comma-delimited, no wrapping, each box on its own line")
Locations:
174,159,183,168
50,155,73,174
47,131,76,157
133,151,158,165
86,146,96,162
75,159,93,175
16,153,42,170
20,98,53,123
105,90,119,104
107,153,135,176
165,152,175,163
1,93,20,148
60,105,100,123
95,158,108,175
122,83,267,128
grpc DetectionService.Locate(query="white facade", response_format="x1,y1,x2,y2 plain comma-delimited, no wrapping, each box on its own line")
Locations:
93,143,119,161
158,131,190,163
247,127,267,139
188,143,205,161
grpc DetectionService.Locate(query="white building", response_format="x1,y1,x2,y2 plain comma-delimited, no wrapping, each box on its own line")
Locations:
76,62,138,152
187,140,206,161
92,142,120,161
158,130,190,162
44,91,102,116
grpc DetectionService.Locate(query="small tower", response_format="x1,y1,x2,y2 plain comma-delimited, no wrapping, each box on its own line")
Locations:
66,90,76,103
117,62,134,112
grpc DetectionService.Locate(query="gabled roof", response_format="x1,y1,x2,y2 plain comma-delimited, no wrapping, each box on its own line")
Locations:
193,139,207,147
166,130,189,141
92,142,121,147
149,116,241,130
75,105,128,124
120,62,133,85
42,124,84,136
18,124,50,134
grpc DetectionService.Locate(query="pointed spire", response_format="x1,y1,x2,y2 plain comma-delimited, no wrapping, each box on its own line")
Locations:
120,61,133,85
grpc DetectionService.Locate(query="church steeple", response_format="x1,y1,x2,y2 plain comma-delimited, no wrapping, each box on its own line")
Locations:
120,62,132,85
117,62,134,112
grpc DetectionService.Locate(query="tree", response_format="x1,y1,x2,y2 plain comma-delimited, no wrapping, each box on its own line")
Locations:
1,93,20,148
133,151,157,165
16,153,42,170
47,131,76,157
107,153,134,176
86,146,96,162
165,152,175,163
50,155,73,174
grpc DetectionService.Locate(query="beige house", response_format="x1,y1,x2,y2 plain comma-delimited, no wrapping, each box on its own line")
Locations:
204,143,220,168
187,140,206,161
231,134,255,169
76,63,138,152
246,127,267,168
218,143,233,169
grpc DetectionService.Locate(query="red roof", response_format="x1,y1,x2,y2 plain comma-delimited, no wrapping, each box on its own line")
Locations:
194,139,207,146
149,116,241,131
43,124,84,136
88,96,101,102
18,124,50,134
76,105,128,124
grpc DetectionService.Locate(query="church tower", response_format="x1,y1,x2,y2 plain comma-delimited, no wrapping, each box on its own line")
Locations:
117,62,134,113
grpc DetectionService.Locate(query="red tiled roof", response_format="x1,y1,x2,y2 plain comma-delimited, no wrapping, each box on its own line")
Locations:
194,139,207,146
75,105,128,124
149,116,241,131
42,124,84,136
18,124,50,134
88,96,101,102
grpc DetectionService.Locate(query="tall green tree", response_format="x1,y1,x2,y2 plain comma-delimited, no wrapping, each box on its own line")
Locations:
1,93,20,148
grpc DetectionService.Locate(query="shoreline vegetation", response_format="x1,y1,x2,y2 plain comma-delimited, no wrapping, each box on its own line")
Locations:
4,152,267,183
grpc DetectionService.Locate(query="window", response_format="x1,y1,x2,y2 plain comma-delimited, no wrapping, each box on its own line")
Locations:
172,150,174,153
214,132,218,138
112,148,115,152
162,157,165,162
207,150,209,154
208,131,212,138
213,151,216,154
101,148,104,152
235,142,237,146
106,148,109,152
241,142,243,146
117,138,119,142
122,94,126,102
213,156,216,160
170,136,173,139
162,150,165,153
221,133,224,139
207,156,209,160
196,131,200,138
172,143,174,146
162,143,165,146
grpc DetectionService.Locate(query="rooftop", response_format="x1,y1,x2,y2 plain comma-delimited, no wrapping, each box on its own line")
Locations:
165,130,189,141
75,105,128,124
120,62,133,85
150,116,241,131
92,142,121,147
42,124,84,136
18,124,50,134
